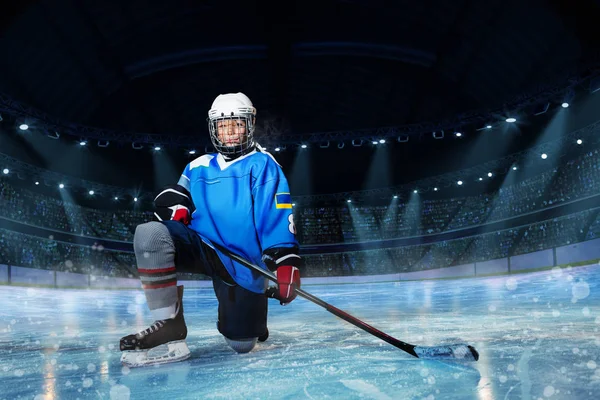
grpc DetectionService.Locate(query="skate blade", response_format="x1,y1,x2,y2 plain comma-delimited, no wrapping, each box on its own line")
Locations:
120,340,191,368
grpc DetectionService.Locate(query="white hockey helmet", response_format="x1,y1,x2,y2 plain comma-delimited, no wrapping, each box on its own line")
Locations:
207,92,257,156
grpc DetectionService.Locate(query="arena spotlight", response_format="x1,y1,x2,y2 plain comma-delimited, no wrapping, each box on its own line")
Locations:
372,141,378,145
292,203,296,207
434,187,438,191
59,183,65,189
506,117,516,123
98,140,109,148
132,142,143,150
393,195,398,199
413,189,418,194
352,139,364,146
486,125,492,129
2,168,8,174
337,142,345,149
488,172,493,177
577,139,583,145
301,144,307,149
513,166,518,171
134,197,138,202
89,190,95,195
455,132,462,137
479,177,483,181
562,102,569,108
79,141,87,146
275,147,281,152
457,180,463,186
114,196,119,200
19,124,28,130
379,139,386,144
347,199,352,203
35,181,39,185
189,150,196,155
154,146,161,151
541,153,548,159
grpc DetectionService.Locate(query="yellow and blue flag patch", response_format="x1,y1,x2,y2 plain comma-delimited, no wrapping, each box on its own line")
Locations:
275,193,293,209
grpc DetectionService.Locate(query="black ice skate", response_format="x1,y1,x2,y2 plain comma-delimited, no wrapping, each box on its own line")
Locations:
120,285,190,367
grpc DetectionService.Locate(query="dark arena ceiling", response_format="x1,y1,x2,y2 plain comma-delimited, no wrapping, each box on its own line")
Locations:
1,0,600,202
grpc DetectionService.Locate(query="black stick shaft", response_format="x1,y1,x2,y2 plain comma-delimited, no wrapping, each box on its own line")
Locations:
211,242,418,358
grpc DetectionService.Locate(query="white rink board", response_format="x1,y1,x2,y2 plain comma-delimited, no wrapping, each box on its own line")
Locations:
511,249,553,271
56,271,88,287
400,263,475,281
0,264,7,283
476,258,509,275
10,266,54,286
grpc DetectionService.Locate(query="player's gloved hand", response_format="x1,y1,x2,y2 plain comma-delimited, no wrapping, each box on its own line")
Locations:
152,184,195,225
274,265,300,305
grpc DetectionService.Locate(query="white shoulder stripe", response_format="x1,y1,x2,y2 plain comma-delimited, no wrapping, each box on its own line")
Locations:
154,188,190,201
190,154,214,170
180,174,190,181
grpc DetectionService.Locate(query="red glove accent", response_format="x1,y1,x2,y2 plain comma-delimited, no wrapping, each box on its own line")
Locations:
276,266,301,304
170,205,191,225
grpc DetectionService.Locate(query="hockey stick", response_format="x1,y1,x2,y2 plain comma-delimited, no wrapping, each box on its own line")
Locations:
211,242,479,362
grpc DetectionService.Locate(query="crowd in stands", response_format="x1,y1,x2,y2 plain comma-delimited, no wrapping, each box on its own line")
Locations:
0,181,152,241
1,148,600,278
0,228,136,277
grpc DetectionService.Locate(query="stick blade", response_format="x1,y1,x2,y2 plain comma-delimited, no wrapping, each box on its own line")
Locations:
413,344,479,361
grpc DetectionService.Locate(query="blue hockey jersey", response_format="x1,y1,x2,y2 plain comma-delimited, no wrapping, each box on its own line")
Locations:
177,149,299,293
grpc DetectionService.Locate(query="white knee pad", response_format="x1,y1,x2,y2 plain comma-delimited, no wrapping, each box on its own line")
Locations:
225,337,258,354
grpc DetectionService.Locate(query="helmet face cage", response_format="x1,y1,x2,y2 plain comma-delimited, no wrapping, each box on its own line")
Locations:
208,113,255,157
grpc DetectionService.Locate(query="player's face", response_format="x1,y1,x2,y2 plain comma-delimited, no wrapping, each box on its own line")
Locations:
216,119,247,146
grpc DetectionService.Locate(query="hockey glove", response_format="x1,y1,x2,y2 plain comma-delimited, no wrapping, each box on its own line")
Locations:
274,265,301,305
152,184,195,225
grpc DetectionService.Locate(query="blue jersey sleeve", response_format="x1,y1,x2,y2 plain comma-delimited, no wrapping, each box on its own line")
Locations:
252,156,301,268
177,164,191,192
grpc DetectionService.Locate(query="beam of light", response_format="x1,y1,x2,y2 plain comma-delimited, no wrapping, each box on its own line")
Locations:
347,202,396,274
153,146,180,191
363,141,391,190
289,143,313,196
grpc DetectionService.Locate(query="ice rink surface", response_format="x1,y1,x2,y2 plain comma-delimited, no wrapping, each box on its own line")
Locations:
1,265,599,400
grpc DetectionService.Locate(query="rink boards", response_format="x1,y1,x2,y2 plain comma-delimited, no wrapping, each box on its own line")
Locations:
2,238,600,288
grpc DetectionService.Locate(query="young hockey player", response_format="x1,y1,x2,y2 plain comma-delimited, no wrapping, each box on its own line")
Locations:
119,92,302,367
